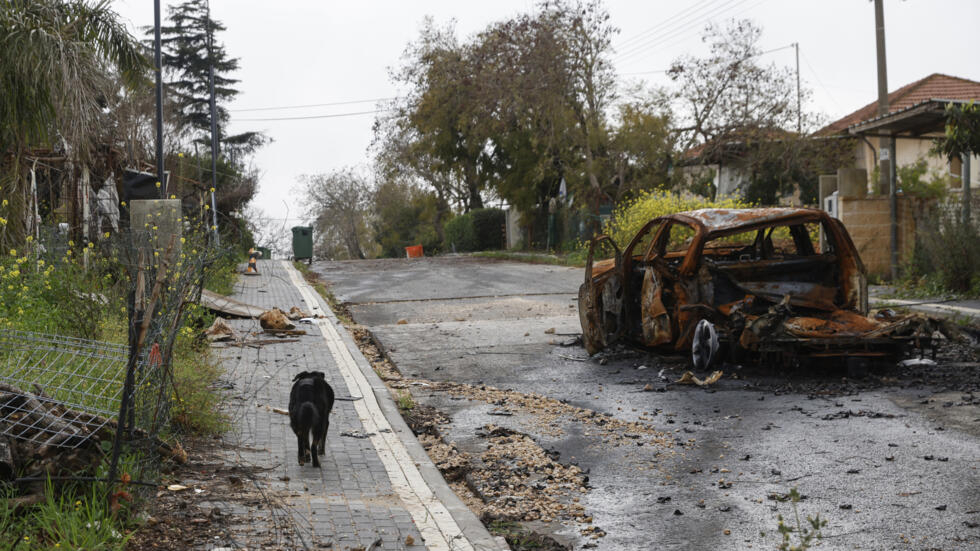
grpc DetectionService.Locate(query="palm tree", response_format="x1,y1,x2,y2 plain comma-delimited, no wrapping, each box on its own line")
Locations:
0,0,149,245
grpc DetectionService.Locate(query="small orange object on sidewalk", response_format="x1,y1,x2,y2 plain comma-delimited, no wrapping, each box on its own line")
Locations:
405,245,423,258
246,247,262,274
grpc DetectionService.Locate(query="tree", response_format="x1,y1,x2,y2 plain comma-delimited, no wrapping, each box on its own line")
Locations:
548,0,618,210
933,101,980,160
376,19,489,212
299,169,374,260
667,20,802,153
154,0,265,154
471,8,576,215
474,1,620,215
372,179,445,257
933,100,980,224
0,0,147,246
667,19,851,203
607,90,679,200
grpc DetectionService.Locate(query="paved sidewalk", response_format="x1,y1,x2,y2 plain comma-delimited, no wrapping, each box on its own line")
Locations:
870,285,980,321
207,260,499,551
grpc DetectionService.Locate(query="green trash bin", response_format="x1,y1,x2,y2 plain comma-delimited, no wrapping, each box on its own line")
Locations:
291,226,313,261
256,246,272,260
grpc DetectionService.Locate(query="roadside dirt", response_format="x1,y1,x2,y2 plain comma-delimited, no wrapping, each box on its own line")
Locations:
127,437,303,551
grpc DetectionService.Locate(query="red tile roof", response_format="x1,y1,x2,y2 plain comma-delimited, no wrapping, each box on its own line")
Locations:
819,73,980,135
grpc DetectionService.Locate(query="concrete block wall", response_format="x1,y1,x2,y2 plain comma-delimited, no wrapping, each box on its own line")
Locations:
839,196,917,278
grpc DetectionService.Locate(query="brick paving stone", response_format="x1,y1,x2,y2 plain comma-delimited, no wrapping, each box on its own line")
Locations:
208,260,426,550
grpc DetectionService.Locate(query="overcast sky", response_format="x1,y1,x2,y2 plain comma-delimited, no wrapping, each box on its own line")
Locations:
112,0,980,226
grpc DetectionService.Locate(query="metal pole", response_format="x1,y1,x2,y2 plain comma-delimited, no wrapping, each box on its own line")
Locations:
153,0,165,197
964,153,972,226
889,136,898,281
794,43,801,133
207,1,221,245
874,0,898,279
874,0,889,117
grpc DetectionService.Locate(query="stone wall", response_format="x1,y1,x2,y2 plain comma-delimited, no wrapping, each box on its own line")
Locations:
839,196,919,278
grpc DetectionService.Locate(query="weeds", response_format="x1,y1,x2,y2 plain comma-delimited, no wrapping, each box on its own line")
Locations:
0,481,134,551
762,488,827,551
902,217,980,297
169,331,229,435
396,390,415,411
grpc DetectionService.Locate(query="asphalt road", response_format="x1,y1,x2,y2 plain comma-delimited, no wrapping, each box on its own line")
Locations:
314,255,980,551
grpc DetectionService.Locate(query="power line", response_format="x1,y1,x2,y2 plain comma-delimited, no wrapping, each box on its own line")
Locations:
615,0,720,51
230,97,397,112
617,0,751,63
234,108,390,122
617,0,771,65
799,48,844,112
616,0,746,60
619,43,795,78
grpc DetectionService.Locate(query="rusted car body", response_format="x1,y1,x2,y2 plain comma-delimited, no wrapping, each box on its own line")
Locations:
578,208,936,366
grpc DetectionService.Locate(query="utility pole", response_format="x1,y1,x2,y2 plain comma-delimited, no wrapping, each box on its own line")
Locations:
153,0,165,197
794,42,801,133
874,0,898,281
206,0,221,246
964,154,972,225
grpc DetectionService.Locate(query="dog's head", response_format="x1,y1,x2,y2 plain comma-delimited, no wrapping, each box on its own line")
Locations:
292,371,326,382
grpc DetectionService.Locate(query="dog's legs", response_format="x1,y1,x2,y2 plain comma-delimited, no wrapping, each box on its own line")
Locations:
297,433,307,466
310,433,321,468
317,418,328,457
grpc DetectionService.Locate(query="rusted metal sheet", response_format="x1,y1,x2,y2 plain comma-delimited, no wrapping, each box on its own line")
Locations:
640,268,672,346
577,207,940,365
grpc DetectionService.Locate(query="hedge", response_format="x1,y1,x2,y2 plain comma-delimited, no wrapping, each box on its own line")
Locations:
444,208,505,252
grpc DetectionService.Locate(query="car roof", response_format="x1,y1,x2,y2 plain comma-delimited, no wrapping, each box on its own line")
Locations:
673,207,823,234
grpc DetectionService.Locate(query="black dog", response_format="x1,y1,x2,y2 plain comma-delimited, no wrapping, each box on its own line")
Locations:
288,371,335,467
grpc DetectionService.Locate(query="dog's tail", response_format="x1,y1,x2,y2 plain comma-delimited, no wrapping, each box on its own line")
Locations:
299,402,321,433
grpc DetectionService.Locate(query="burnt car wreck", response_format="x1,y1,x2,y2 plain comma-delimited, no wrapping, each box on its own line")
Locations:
578,208,943,370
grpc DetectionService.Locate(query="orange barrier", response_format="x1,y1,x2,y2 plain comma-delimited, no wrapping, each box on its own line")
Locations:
405,245,423,258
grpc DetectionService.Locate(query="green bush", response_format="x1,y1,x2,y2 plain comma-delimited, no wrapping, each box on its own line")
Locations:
905,217,980,295
444,214,477,252
471,208,505,250
0,240,125,339
601,190,752,248
897,159,948,200
444,208,506,252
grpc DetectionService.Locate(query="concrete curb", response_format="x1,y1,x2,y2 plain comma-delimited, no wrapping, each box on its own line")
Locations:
870,297,980,321
287,262,505,551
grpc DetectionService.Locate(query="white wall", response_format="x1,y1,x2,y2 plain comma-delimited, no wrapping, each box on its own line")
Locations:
855,137,979,190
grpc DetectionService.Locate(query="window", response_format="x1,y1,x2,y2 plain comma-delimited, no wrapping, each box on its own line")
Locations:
666,222,697,253
624,220,664,261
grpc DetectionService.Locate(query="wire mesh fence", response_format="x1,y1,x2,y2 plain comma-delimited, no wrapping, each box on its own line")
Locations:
0,330,132,450
0,211,231,495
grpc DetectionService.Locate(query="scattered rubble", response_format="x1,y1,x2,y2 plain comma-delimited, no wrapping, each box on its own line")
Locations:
676,370,723,386
286,306,312,320
470,425,589,526
400,380,671,448
204,317,238,342
258,308,294,331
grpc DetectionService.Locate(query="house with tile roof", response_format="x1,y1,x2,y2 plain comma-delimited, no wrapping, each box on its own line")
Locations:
821,73,980,192
816,73,980,279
